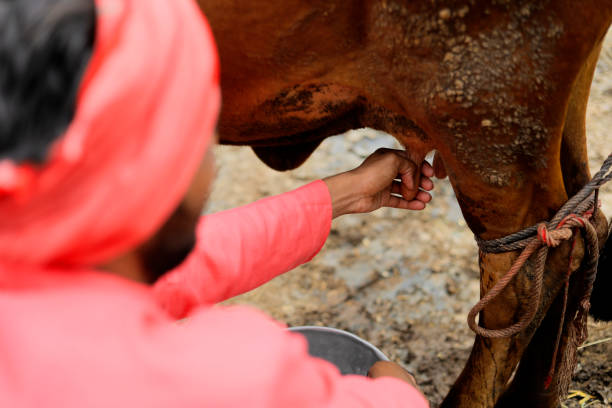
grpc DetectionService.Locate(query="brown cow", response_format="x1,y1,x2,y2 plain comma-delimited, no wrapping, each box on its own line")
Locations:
196,1,612,407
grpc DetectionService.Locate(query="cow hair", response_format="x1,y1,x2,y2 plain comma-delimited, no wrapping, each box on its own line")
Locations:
0,0,95,164
589,218,612,321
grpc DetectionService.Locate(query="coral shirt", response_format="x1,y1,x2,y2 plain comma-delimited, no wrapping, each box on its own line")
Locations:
0,180,428,407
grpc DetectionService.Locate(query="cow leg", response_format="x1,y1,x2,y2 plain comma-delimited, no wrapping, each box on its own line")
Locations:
439,161,609,408
432,75,585,407
591,223,612,321
436,26,612,406
440,239,579,408
495,40,609,408
495,255,603,408
496,212,608,408
431,140,576,407
557,37,612,322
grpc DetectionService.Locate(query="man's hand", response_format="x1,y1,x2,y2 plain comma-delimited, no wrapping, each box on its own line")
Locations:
323,148,434,218
368,361,420,390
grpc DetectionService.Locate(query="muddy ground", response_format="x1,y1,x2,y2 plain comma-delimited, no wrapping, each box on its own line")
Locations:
210,33,612,406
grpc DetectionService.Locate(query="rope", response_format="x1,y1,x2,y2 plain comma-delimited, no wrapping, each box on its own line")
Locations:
476,153,612,253
468,152,612,338
467,215,594,338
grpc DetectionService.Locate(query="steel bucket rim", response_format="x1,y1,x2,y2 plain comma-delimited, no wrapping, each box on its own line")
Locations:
289,325,390,363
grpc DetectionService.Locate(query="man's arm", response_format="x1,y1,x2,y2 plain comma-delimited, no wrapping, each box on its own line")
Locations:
153,149,434,319
153,180,333,318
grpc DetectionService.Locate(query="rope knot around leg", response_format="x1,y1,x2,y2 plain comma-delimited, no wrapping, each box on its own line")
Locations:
537,223,555,247
468,152,612,339
468,215,589,338
537,223,573,247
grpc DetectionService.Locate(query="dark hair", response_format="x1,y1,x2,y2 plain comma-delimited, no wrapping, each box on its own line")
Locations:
0,0,95,163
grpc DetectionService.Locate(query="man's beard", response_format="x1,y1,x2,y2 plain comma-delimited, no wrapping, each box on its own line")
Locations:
138,202,199,284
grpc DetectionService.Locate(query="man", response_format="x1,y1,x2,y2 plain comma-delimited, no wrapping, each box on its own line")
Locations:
0,0,433,406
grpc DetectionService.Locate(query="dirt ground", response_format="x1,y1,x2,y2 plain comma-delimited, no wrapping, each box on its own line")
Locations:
210,32,612,407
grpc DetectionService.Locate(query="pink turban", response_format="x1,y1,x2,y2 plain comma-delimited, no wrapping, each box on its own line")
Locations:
0,0,220,266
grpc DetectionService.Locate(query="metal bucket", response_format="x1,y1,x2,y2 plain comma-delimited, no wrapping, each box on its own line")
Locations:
289,326,389,376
